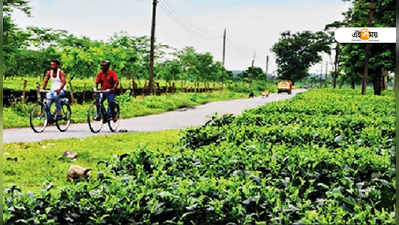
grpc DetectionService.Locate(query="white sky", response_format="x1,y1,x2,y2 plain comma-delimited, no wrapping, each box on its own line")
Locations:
12,0,350,74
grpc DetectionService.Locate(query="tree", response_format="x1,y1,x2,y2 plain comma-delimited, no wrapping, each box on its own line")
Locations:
158,59,182,87
175,47,226,86
240,67,265,80
3,0,32,77
326,0,395,95
272,31,332,83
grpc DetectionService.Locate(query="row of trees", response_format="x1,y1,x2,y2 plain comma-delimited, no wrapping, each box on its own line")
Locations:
271,0,394,95
3,0,234,89
326,0,395,95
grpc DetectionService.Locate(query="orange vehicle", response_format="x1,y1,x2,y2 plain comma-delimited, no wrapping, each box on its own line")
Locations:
277,80,293,94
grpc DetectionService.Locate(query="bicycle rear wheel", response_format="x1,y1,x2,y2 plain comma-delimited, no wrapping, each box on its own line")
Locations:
87,103,103,133
30,103,48,133
56,102,72,132
108,103,120,132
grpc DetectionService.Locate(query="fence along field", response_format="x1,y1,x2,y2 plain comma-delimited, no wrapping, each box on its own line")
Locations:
4,89,395,224
4,76,228,106
3,74,277,129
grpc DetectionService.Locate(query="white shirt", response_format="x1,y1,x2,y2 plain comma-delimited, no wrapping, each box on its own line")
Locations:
50,69,66,91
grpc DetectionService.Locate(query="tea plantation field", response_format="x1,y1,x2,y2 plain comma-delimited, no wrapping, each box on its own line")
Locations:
4,89,395,224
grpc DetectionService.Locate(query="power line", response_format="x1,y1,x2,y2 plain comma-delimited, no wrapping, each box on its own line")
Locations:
161,1,220,39
138,0,254,70
158,2,219,41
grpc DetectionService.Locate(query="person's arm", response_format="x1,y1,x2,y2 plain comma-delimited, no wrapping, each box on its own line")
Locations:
95,72,101,90
111,71,119,91
41,71,50,90
56,71,67,94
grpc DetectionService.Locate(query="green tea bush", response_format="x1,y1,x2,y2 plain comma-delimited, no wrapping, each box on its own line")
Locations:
4,89,395,224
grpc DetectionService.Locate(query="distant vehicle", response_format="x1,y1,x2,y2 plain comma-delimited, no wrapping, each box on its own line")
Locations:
277,80,292,94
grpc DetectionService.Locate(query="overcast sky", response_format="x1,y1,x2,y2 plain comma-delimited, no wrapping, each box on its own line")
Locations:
12,0,349,74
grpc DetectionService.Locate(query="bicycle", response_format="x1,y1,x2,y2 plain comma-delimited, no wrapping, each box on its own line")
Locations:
87,90,120,133
30,90,72,133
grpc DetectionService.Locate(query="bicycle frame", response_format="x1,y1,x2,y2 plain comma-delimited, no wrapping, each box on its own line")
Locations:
40,90,69,120
39,90,51,116
88,90,120,133
94,90,112,123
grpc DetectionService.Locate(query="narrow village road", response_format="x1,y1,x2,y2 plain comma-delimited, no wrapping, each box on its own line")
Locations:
4,89,307,144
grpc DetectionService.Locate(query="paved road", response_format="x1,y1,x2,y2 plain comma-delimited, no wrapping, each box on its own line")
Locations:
4,89,307,144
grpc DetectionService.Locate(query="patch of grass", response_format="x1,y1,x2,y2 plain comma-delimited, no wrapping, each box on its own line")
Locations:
3,130,180,193
4,90,247,128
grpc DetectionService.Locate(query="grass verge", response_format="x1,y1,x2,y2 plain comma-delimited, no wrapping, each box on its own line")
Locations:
3,130,180,193
4,90,247,128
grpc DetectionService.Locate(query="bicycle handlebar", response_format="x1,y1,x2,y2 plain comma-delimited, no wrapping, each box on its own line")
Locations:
93,90,111,93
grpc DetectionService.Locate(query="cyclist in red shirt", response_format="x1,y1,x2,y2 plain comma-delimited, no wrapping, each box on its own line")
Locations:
94,60,119,121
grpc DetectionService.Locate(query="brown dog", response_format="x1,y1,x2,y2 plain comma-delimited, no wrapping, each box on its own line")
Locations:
66,165,91,182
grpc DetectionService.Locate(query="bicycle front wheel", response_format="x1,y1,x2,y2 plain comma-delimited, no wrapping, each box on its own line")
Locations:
87,103,103,133
56,102,72,132
30,103,48,133
108,103,120,132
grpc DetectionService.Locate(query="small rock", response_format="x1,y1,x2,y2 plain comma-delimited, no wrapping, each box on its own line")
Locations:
66,165,91,182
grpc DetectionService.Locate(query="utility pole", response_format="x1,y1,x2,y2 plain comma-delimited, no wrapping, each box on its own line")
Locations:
325,60,329,87
361,0,375,95
265,55,269,79
319,62,323,88
333,42,340,88
222,28,226,67
148,0,158,94
251,52,256,69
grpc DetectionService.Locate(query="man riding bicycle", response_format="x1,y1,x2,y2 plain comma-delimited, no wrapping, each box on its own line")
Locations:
41,59,67,122
94,60,119,121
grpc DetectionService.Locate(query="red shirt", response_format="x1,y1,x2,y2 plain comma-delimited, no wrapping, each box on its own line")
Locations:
96,70,118,91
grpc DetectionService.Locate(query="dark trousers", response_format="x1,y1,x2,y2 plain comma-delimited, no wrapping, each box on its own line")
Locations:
96,93,116,118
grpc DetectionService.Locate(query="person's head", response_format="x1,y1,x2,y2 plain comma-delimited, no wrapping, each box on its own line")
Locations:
50,60,60,70
101,60,111,72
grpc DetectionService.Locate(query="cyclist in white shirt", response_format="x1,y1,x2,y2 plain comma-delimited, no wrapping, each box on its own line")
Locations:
41,60,67,121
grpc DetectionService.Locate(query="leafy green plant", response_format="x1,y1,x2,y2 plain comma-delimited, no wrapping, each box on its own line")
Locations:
3,89,395,224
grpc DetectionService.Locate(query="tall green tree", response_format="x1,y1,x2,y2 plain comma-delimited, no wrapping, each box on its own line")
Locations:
3,0,32,76
272,31,332,83
326,0,395,95
176,47,226,84
240,67,265,80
